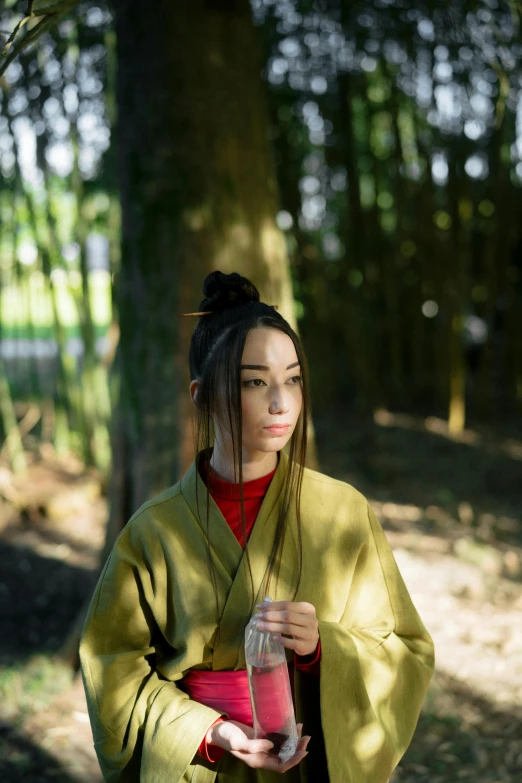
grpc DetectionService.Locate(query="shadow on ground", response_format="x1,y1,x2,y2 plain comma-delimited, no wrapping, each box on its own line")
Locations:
315,408,521,547
0,723,79,783
393,668,522,782
0,540,98,668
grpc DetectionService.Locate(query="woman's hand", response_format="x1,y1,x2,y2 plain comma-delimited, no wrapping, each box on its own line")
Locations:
254,601,319,657
207,719,310,772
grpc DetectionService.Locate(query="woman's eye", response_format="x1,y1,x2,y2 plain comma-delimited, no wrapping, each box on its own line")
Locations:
243,376,301,388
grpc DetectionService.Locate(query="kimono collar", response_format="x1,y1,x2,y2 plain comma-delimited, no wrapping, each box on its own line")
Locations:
179,446,294,670
179,446,290,584
198,453,279,499
180,446,289,539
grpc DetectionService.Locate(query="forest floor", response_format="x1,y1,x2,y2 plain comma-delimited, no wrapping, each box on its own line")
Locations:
0,407,521,782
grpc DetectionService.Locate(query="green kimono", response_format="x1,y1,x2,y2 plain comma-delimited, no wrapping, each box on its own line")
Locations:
79,447,435,783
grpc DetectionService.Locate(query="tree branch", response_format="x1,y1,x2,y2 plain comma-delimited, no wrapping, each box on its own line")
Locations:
0,0,79,78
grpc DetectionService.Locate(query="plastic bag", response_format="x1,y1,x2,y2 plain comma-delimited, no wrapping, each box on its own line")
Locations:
245,596,299,762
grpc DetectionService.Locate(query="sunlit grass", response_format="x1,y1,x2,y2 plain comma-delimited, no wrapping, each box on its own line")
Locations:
0,654,73,725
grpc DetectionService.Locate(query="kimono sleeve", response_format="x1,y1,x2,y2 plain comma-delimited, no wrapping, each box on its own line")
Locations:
316,499,435,783
78,516,227,783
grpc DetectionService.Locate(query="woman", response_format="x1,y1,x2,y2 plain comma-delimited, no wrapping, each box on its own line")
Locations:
79,271,435,783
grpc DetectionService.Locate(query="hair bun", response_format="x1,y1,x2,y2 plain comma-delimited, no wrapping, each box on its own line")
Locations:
200,271,260,313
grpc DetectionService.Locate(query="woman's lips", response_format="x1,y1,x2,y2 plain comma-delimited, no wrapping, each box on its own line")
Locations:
264,425,290,433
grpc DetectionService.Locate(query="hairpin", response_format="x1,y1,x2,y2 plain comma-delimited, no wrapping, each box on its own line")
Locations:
181,305,278,316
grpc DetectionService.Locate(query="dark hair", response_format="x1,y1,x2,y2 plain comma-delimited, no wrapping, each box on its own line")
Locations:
189,270,312,636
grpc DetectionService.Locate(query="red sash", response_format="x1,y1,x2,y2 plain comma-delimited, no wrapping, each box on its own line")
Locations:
181,664,295,728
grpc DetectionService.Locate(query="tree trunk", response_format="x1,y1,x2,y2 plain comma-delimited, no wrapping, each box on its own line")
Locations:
109,0,315,513
335,70,380,416
446,151,467,434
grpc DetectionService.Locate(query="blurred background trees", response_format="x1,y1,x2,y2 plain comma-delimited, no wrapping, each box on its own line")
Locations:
1,1,115,478
2,1,520,495
253,0,522,430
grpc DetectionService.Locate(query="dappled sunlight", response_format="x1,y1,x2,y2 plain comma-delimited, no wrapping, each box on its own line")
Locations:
259,217,287,266
390,544,522,712
369,497,521,578
209,216,297,326
374,408,522,461
353,721,387,763
0,455,107,568
259,217,299,330
1,526,100,569
318,407,521,576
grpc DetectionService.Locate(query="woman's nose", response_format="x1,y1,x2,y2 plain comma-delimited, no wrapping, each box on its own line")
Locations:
269,394,290,414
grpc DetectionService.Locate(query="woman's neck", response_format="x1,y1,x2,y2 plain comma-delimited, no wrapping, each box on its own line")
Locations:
208,447,279,483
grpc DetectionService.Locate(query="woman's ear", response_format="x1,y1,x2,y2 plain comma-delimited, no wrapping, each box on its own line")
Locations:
189,379,200,408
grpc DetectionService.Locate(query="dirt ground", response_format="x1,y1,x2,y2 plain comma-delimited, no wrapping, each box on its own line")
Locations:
0,408,521,782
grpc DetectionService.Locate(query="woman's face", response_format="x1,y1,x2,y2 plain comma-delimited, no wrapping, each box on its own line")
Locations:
190,326,303,461
235,327,303,457
190,327,303,461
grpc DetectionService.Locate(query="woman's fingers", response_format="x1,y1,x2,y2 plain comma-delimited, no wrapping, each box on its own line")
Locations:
229,722,311,772
255,611,318,640
245,739,276,754
220,722,273,753
256,609,311,629
235,749,309,772
257,620,316,643
229,732,273,754
256,600,316,617
256,603,318,624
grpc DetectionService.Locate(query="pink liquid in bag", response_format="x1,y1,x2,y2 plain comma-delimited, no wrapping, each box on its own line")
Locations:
245,597,299,762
